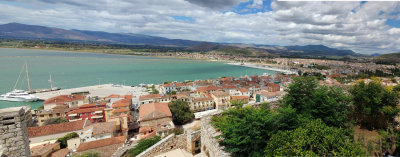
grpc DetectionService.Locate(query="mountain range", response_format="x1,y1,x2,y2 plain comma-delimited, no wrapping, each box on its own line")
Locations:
0,23,359,57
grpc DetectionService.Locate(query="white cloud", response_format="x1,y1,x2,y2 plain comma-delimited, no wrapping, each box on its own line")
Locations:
0,0,399,54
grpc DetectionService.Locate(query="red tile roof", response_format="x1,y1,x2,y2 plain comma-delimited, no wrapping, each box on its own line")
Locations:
67,107,104,115
31,143,60,157
76,136,125,152
139,103,172,121
113,108,129,114
28,120,86,137
43,95,86,104
139,94,162,101
112,99,130,108
108,94,123,98
79,102,106,108
51,148,69,157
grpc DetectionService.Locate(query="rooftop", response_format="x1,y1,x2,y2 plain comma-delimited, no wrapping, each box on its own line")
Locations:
76,136,125,152
43,95,86,104
139,103,172,121
28,120,86,137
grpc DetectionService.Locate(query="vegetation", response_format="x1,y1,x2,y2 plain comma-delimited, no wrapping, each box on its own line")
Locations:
168,100,194,125
151,85,159,94
211,76,369,156
43,117,68,125
282,77,351,128
211,106,298,156
37,105,44,110
127,136,161,157
57,132,79,148
265,119,365,156
349,80,400,130
71,151,101,157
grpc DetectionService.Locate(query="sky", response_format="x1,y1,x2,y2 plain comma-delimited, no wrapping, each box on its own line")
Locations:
0,0,399,54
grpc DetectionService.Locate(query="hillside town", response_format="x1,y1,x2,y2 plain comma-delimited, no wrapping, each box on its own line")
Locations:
1,63,400,157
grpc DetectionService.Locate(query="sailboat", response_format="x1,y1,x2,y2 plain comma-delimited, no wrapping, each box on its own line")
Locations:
0,62,39,102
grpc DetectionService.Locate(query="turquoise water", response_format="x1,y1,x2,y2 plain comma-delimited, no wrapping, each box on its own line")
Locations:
0,48,275,109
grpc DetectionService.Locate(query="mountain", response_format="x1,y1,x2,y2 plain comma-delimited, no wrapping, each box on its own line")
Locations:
373,52,400,65
187,43,358,57
0,23,204,47
0,23,359,57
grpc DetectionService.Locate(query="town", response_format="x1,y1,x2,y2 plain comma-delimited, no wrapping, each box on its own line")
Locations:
1,58,400,156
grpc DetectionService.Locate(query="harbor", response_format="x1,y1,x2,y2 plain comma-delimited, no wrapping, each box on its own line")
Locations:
32,84,148,100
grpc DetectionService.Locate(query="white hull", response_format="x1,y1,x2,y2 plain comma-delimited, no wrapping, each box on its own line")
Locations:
0,96,38,102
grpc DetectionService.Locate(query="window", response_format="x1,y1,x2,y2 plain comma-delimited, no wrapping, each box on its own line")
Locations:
56,113,61,116
49,114,53,117
39,115,44,117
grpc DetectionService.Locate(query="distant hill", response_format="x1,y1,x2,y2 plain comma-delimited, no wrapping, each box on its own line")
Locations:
0,23,360,57
0,23,204,47
373,52,400,65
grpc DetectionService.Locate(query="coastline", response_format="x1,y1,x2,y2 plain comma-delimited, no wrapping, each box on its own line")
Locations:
227,62,297,75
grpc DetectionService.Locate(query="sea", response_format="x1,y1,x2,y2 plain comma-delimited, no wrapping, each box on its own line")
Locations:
0,48,275,109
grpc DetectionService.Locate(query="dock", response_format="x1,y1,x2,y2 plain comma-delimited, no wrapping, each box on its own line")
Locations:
33,84,148,100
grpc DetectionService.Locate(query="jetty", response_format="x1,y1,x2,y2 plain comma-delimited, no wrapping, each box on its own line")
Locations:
33,84,148,100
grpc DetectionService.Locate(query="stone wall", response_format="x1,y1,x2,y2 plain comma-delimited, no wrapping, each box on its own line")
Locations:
137,133,187,157
0,107,31,157
201,115,231,157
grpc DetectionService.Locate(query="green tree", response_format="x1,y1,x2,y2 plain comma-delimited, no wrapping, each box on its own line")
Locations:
43,117,68,126
168,100,194,125
127,136,161,157
37,105,44,110
71,151,101,157
282,77,351,128
265,119,365,156
57,132,79,148
211,106,298,157
350,80,400,130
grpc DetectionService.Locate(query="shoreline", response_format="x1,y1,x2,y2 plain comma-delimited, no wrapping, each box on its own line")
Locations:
227,62,297,75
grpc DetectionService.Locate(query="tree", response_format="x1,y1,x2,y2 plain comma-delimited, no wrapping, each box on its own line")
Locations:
37,105,44,110
57,132,79,148
168,100,194,125
350,80,400,130
127,136,161,157
43,117,68,126
211,105,299,157
265,119,365,156
71,151,101,157
282,77,352,128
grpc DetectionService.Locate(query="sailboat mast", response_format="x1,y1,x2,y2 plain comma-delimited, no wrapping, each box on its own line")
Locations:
25,63,31,91
49,75,53,89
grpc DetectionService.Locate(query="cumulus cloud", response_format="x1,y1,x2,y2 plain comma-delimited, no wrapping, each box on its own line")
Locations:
0,0,399,54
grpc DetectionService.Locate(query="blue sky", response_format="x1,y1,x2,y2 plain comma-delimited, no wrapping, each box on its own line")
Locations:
0,0,399,54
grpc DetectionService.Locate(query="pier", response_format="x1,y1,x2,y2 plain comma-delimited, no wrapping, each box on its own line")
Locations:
33,84,148,100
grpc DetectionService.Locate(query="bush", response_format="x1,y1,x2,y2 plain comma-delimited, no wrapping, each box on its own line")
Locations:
57,132,79,148
127,136,161,157
168,100,194,125
265,119,365,156
43,117,68,126
71,151,100,157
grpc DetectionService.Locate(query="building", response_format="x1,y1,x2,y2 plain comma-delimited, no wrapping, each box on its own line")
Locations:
67,107,105,123
43,95,86,110
255,91,283,103
37,105,71,126
30,143,60,157
139,94,170,105
211,91,231,110
28,120,87,146
266,83,281,92
80,122,116,142
75,136,125,157
105,98,131,122
138,103,175,139
189,97,214,112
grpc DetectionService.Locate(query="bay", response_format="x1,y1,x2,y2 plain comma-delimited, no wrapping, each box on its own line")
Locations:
0,48,275,109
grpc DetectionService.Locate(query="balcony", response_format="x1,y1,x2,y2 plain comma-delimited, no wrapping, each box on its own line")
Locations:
91,115,103,119
69,118,82,122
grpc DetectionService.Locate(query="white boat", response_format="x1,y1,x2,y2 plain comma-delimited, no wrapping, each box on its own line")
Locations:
0,89,38,102
0,62,39,102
